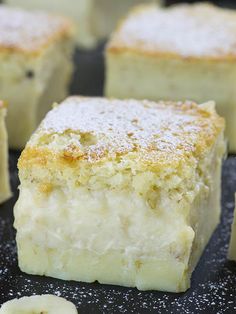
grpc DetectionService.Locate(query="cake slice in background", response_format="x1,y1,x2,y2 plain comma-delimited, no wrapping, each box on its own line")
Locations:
0,101,11,204
5,0,161,48
0,5,75,149
15,96,225,292
105,3,236,152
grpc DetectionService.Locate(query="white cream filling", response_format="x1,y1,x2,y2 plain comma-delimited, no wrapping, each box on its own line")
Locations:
15,186,194,262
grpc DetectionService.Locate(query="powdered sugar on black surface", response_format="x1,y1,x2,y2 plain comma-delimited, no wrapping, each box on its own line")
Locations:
0,154,236,313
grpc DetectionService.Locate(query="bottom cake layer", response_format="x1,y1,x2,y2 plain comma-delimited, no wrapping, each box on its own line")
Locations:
18,246,194,292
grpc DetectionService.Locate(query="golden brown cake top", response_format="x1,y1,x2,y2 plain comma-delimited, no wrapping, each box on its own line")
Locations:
20,97,224,170
0,5,73,55
108,3,236,60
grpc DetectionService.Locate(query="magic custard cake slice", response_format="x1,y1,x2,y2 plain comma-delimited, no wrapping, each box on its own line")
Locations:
0,102,11,204
0,5,74,149
105,3,236,152
15,97,225,292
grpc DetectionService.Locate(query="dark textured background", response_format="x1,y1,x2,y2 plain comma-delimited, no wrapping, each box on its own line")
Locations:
166,0,236,7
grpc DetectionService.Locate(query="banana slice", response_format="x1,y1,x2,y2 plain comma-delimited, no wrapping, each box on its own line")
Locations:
0,294,78,314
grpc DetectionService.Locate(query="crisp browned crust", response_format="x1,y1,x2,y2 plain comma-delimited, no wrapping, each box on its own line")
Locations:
18,97,225,171
107,3,236,62
107,46,236,62
0,5,74,55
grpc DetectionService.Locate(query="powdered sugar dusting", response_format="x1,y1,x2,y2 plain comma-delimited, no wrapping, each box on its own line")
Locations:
109,3,236,58
32,97,223,163
0,5,71,53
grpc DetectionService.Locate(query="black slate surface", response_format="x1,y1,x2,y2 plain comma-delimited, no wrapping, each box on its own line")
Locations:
0,25,236,314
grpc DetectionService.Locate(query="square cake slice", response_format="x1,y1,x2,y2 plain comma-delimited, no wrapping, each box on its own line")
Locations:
228,195,236,261
15,97,225,292
5,0,160,48
0,5,74,149
105,3,236,152
0,102,11,204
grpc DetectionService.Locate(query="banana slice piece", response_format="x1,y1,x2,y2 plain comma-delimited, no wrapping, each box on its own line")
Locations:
0,294,78,314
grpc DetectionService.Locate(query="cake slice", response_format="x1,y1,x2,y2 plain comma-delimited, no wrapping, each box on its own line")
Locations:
0,102,11,204
228,195,236,261
105,3,236,152
5,0,160,48
0,5,74,149
15,97,225,292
